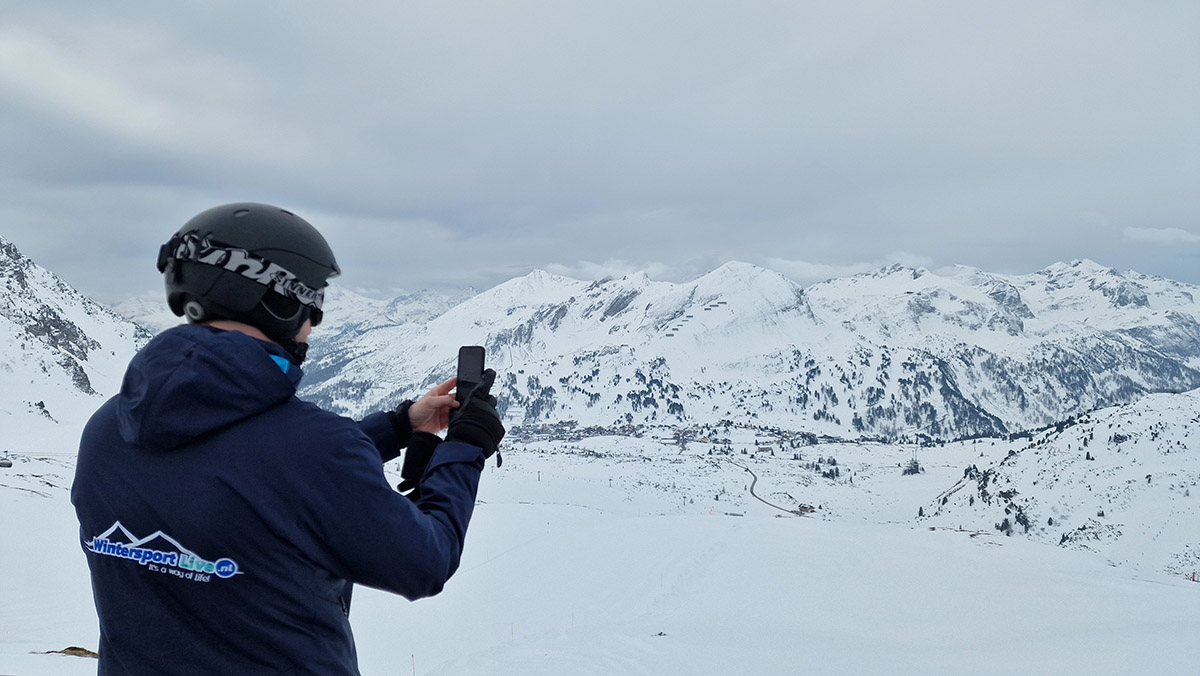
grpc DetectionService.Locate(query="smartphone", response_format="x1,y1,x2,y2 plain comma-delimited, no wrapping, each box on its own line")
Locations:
456,346,486,403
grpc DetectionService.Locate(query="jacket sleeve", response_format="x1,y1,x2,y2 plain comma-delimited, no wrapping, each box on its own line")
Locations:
357,407,410,463
299,425,485,600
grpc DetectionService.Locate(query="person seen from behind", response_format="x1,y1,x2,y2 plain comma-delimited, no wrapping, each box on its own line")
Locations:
71,202,504,675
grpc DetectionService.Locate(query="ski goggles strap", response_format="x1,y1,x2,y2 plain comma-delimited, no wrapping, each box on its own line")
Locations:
157,232,326,310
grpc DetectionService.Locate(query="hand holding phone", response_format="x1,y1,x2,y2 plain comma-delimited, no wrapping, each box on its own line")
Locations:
456,346,485,404
449,345,505,459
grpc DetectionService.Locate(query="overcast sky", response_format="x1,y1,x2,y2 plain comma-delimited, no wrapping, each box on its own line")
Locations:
1,1,1197,304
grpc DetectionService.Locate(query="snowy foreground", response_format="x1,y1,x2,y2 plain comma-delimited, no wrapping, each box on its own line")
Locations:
2,430,1198,676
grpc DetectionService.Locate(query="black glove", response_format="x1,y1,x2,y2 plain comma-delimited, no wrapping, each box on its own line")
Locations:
397,431,442,500
447,368,505,461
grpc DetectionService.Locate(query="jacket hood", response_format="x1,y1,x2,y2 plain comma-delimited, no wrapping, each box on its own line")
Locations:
115,324,304,450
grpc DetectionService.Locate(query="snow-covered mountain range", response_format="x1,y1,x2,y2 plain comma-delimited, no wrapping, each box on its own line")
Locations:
299,259,1200,443
3,236,1197,579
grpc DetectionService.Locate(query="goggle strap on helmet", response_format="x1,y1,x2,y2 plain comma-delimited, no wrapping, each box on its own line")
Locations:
159,232,326,311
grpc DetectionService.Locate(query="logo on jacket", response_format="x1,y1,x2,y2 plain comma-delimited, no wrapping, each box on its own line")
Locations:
86,522,242,582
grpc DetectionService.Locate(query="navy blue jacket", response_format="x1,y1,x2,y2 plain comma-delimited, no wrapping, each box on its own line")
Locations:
72,324,485,675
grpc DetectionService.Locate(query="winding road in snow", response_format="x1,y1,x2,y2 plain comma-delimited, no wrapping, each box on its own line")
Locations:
726,459,810,516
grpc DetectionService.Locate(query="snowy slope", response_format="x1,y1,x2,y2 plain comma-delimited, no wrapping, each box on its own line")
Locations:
0,236,149,451
920,389,1200,576
3,421,1198,676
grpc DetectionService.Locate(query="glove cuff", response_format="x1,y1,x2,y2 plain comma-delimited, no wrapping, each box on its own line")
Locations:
446,420,498,458
397,431,441,497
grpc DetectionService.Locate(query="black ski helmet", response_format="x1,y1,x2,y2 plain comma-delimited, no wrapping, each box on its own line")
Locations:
157,202,340,362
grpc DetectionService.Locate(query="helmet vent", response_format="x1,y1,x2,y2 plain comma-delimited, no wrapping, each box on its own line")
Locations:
233,209,250,218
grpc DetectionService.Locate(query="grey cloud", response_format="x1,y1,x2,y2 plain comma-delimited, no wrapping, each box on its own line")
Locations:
1124,227,1200,247
1,1,1197,302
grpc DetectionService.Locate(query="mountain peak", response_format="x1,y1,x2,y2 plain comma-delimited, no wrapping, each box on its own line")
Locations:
711,260,764,275
1029,260,1149,309
698,261,797,288
1041,259,1120,278
526,268,579,284
879,263,930,279
488,268,581,293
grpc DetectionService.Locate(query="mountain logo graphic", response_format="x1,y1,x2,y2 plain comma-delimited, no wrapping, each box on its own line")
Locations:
85,521,241,580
